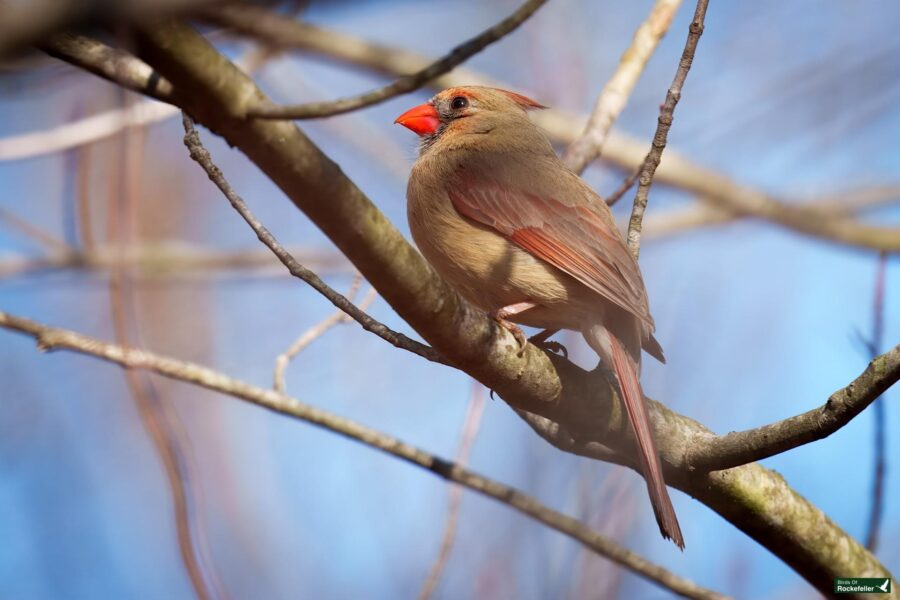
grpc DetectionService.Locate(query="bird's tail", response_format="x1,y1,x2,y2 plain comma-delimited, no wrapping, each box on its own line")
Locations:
584,325,684,549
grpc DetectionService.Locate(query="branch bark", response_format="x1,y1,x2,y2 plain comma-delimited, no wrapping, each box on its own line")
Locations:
126,20,893,598
563,0,683,175
41,32,174,102
627,0,707,259
0,310,725,600
685,345,900,471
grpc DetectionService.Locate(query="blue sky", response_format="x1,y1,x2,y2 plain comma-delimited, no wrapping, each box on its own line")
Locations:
0,1,898,598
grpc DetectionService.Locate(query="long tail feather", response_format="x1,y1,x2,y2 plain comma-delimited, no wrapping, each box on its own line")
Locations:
585,326,684,548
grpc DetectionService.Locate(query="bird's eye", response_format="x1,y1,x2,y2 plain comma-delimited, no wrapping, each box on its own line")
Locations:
450,96,469,110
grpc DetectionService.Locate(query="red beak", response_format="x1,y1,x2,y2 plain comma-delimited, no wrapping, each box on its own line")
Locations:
394,102,440,136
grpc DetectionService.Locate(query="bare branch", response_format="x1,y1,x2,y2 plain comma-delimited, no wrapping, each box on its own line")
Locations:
243,0,549,119
273,274,377,393
865,252,888,552
105,102,223,600
685,345,900,472
0,100,176,162
418,383,486,600
0,206,71,252
40,32,175,102
627,0,708,259
643,184,900,240
0,0,225,59
605,166,641,207
563,0,683,175
0,310,726,600
0,243,350,281
180,113,447,367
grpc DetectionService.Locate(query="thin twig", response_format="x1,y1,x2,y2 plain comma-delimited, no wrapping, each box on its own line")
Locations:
0,206,72,252
865,251,888,551
627,0,708,259
0,310,727,600
245,0,549,119
273,274,377,393
418,383,486,600
180,113,448,366
685,344,900,472
563,0,683,175
605,166,642,207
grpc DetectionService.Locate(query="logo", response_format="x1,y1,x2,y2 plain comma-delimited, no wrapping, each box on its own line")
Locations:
834,578,891,594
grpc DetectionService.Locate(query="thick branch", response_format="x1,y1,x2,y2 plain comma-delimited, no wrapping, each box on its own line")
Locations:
243,0,548,119
128,21,893,596
41,32,175,102
0,310,724,600
627,0,707,258
563,0,683,175
686,345,900,472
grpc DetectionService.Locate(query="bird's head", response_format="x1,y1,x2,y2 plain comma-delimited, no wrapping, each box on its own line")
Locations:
394,86,546,149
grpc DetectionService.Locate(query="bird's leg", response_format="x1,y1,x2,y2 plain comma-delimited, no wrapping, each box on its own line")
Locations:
528,328,568,358
490,301,536,356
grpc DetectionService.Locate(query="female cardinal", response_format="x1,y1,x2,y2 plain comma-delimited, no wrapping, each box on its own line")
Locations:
395,86,683,548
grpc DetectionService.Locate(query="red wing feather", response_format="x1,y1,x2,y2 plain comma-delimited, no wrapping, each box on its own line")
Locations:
448,181,653,329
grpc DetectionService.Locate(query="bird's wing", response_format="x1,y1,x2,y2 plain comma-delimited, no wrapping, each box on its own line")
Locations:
448,159,654,329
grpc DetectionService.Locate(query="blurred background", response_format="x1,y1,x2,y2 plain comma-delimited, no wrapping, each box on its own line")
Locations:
0,0,898,598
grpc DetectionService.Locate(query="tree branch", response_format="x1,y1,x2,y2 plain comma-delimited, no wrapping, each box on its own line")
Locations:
685,345,900,472
40,32,175,102
0,310,725,600
563,0,683,175
243,0,549,119
0,243,351,281
627,0,707,259
864,252,888,551
418,382,486,600
642,184,900,240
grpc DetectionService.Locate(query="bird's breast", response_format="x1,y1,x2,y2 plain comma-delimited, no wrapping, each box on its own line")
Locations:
406,173,588,329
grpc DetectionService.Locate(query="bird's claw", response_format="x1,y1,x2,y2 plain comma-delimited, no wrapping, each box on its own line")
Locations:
528,328,568,358
532,339,568,358
491,312,528,356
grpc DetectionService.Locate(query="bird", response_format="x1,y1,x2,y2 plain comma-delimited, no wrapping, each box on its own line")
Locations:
395,86,684,548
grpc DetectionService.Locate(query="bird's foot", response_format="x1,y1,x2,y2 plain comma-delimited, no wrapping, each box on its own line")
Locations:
528,328,568,358
493,315,527,356
535,339,569,359
491,302,535,356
